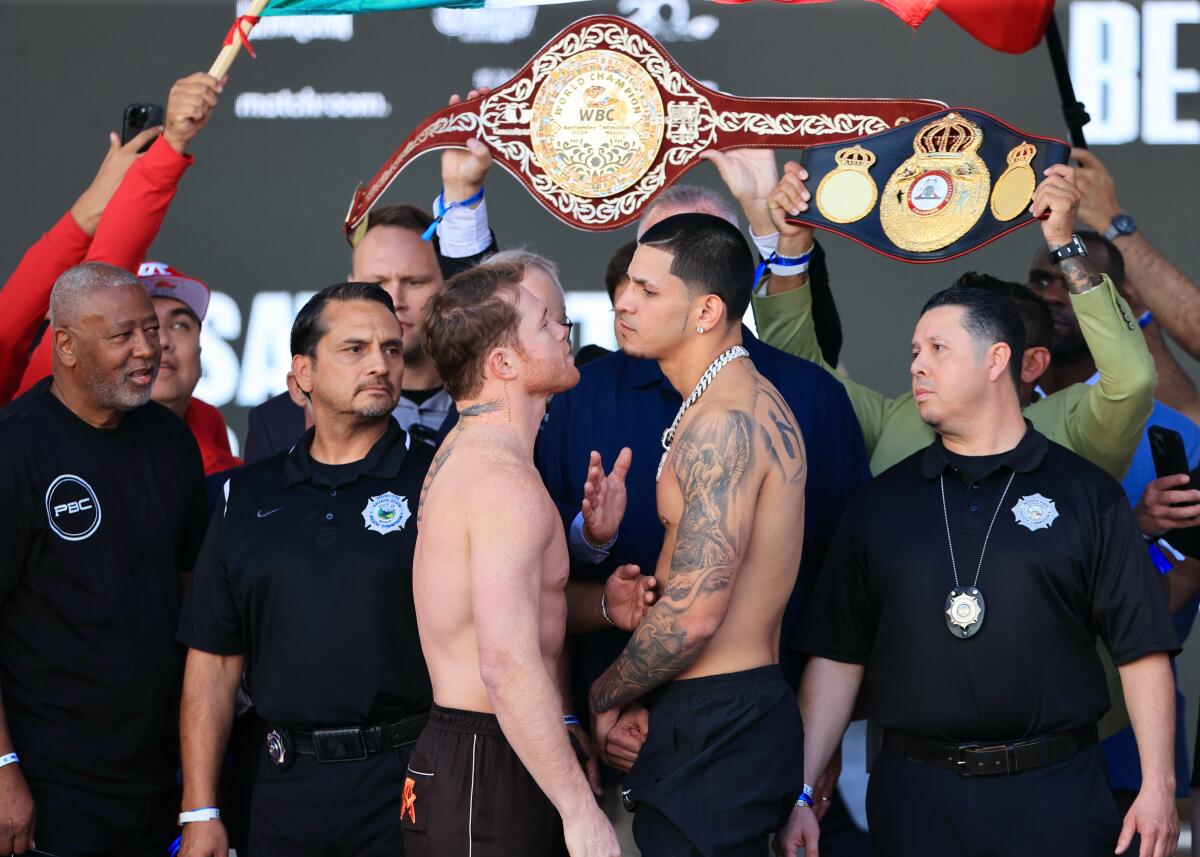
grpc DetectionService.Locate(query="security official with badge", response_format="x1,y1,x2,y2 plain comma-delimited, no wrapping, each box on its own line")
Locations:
778,168,1181,857
177,283,435,857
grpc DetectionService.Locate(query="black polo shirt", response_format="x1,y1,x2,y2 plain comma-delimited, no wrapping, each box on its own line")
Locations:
178,417,434,727
0,378,206,796
795,425,1178,743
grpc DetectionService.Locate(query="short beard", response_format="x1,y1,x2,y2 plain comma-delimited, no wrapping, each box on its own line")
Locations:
524,355,580,398
88,368,156,412
353,400,396,420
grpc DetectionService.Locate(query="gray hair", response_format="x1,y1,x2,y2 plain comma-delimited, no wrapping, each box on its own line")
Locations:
638,185,740,238
485,248,563,293
49,262,141,329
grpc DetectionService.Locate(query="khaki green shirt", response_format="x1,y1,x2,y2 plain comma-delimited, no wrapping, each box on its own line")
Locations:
750,275,1156,480
752,275,1157,738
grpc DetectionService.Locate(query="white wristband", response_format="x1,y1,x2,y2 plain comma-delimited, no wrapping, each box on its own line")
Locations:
0,752,18,769
769,260,810,277
749,228,780,259
179,807,221,825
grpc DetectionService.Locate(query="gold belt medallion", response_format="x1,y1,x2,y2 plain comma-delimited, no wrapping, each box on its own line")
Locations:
880,113,990,253
815,145,877,224
529,50,666,199
990,141,1038,222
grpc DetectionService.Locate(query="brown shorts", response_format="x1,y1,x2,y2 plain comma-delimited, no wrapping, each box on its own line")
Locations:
401,705,567,857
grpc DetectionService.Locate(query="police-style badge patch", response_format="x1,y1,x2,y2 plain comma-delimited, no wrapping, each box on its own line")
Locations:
1011,493,1059,532
361,492,411,535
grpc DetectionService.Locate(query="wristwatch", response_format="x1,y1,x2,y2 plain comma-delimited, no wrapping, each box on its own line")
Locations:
1104,212,1137,241
1048,234,1088,264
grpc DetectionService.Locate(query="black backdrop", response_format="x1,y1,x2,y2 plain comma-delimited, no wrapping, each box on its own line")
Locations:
2,0,1197,449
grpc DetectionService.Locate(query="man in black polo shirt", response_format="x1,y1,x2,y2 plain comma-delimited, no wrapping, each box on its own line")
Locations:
177,282,434,856
0,262,207,856
779,246,1180,852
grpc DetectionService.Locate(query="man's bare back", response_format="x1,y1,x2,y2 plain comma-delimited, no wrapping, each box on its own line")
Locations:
655,359,806,678
414,418,568,713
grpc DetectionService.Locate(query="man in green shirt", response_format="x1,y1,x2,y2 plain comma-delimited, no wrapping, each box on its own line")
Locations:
739,160,1155,481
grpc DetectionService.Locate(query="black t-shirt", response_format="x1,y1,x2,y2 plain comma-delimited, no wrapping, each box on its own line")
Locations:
0,378,207,795
795,426,1179,743
178,418,434,727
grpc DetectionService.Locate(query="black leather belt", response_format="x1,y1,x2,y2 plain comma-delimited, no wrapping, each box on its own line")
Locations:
882,726,1097,777
286,713,428,763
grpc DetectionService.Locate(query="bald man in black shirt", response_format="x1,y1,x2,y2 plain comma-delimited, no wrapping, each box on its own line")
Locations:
780,205,1180,857
0,263,207,857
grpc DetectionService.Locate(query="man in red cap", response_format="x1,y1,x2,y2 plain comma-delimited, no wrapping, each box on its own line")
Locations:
138,261,241,475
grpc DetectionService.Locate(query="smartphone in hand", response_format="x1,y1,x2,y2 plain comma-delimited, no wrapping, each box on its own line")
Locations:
121,103,164,152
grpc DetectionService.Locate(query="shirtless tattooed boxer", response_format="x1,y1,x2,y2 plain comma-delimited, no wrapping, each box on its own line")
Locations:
590,214,808,857
408,260,621,857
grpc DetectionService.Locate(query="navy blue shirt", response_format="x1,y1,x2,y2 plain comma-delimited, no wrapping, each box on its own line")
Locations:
535,327,870,690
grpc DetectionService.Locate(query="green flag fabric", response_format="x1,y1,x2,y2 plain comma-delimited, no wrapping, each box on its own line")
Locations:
263,0,483,14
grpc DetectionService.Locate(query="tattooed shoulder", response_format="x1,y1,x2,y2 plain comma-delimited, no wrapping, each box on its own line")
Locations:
417,432,458,525
751,380,806,485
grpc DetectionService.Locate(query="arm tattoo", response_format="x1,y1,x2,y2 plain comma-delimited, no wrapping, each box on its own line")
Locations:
591,410,755,712
1057,254,1104,295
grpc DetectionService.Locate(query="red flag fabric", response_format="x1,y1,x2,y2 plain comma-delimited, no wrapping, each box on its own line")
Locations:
938,0,1056,54
710,0,1054,55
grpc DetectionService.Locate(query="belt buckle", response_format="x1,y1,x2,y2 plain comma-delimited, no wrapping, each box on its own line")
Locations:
955,742,1010,777
313,727,369,762
952,742,982,776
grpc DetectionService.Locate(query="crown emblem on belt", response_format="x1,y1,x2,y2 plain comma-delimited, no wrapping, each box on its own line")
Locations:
833,145,876,169
913,112,983,157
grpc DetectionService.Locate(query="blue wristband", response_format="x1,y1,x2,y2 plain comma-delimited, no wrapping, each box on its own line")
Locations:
1149,541,1173,573
753,250,813,291
0,752,18,768
422,187,485,242
1138,310,1153,329
795,783,814,808
563,715,580,726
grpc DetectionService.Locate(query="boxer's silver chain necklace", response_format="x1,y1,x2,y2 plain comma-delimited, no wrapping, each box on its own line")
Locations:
939,470,1014,639
656,345,749,481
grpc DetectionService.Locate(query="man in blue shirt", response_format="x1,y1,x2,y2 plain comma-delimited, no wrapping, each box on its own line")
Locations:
1101,399,1200,821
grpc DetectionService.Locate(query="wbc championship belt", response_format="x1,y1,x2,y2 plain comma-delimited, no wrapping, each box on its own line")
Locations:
789,108,1070,263
343,14,946,238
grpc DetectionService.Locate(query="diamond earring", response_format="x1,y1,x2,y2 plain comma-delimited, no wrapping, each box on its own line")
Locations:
696,326,705,334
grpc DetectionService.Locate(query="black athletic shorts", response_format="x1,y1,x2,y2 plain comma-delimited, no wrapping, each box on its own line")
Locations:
401,705,567,857
624,665,803,857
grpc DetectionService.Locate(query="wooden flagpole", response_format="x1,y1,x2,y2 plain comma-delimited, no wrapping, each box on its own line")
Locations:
209,0,272,79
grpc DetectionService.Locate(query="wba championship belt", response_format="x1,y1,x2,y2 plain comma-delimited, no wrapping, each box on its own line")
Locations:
343,14,946,238
790,109,1070,263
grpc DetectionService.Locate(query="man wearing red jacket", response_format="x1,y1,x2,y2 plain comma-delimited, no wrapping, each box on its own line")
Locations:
0,72,237,474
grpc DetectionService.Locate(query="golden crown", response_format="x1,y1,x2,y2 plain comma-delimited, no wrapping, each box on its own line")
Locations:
1006,141,1037,165
913,113,983,157
833,145,876,169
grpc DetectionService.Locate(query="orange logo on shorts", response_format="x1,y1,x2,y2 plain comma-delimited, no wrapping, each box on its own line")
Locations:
402,777,417,823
